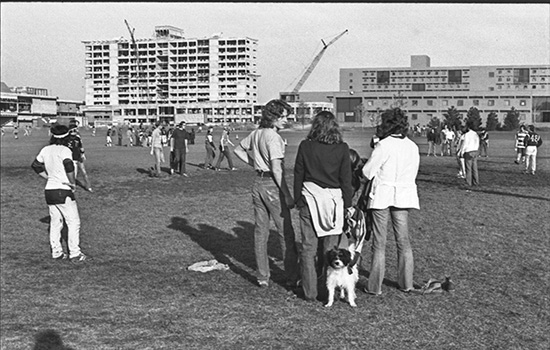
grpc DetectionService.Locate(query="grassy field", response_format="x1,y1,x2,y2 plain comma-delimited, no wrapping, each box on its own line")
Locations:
1,125,549,350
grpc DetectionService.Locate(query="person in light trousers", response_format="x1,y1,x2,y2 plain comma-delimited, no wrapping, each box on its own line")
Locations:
362,108,420,295
32,124,87,262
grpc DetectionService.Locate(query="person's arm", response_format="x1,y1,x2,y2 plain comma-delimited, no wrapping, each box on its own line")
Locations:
339,145,353,209
362,144,385,181
293,143,305,206
63,158,77,191
271,158,294,209
31,159,48,180
234,144,254,167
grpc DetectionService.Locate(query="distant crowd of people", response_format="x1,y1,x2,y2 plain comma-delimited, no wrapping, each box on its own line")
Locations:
25,102,544,307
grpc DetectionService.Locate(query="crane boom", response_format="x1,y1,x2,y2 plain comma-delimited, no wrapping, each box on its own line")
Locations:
291,29,348,94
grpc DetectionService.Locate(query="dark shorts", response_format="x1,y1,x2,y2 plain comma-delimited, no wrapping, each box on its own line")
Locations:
45,189,75,205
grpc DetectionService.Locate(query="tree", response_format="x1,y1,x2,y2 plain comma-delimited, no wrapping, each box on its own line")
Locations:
442,106,463,131
390,91,408,109
427,116,441,130
485,112,500,131
502,107,520,131
466,107,482,130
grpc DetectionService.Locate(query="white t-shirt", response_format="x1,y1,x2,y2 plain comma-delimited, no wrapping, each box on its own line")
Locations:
36,145,73,190
239,128,285,172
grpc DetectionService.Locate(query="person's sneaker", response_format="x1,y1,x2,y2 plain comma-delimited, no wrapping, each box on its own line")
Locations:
230,167,237,171
53,253,68,260
258,280,269,288
182,173,189,177
170,168,174,175
87,187,93,193
70,253,87,263
514,160,519,164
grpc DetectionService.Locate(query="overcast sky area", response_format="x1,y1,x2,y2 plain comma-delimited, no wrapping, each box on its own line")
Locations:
1,2,549,103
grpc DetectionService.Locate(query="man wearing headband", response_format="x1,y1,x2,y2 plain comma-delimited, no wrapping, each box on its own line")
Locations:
31,123,87,262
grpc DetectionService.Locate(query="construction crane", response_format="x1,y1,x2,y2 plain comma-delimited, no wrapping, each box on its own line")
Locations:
124,20,152,120
280,29,348,103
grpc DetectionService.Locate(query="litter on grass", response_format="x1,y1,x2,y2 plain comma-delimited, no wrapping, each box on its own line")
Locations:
188,259,230,273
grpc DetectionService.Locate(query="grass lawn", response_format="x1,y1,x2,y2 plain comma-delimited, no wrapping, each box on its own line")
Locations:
1,125,549,350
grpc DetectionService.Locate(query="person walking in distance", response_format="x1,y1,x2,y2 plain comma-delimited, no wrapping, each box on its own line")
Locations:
514,125,529,164
523,125,543,175
234,99,299,288
67,120,92,192
150,122,165,178
215,127,236,171
362,108,420,295
204,126,216,170
105,126,113,147
31,124,87,262
170,121,190,177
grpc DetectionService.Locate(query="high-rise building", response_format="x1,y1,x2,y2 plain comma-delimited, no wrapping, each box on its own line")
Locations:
82,25,259,126
332,55,550,126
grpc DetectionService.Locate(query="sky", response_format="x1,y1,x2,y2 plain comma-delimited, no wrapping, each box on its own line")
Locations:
1,2,549,103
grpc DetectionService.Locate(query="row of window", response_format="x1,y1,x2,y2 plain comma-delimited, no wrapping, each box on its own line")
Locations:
364,99,528,107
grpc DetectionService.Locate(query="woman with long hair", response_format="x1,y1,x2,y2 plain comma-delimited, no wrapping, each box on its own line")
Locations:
294,111,353,302
362,107,420,295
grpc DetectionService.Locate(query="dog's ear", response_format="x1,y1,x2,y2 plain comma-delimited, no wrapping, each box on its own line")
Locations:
341,249,352,265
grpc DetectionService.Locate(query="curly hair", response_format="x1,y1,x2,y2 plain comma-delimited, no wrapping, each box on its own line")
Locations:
259,99,292,129
306,111,343,144
375,108,409,140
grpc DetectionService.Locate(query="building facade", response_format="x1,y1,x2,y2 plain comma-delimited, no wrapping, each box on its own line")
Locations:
333,55,550,127
0,84,83,127
82,25,259,126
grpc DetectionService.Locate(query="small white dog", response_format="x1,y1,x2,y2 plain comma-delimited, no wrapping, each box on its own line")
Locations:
324,248,359,307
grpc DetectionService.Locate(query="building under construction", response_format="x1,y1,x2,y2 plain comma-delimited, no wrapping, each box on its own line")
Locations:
82,25,260,126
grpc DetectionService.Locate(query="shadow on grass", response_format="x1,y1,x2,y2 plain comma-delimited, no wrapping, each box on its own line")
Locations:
135,167,172,175
168,216,288,287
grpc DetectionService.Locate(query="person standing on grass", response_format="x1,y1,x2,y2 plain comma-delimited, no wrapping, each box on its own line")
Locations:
106,126,113,147
170,121,190,177
67,120,92,192
150,121,165,177
523,125,543,176
31,123,87,262
426,127,438,156
455,127,466,179
215,127,237,171
478,127,489,157
13,125,19,139
234,99,299,288
514,125,529,165
204,126,216,169
293,111,353,302
362,107,419,295
458,121,480,188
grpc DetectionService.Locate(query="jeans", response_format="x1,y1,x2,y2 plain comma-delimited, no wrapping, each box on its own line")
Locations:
464,150,479,186
299,204,340,300
251,177,298,284
215,147,234,169
525,146,537,174
480,142,488,157
367,207,414,294
204,145,216,168
49,196,82,259
152,147,164,176
173,148,187,174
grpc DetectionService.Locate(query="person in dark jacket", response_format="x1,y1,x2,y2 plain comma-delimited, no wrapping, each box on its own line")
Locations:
523,125,543,175
294,110,353,302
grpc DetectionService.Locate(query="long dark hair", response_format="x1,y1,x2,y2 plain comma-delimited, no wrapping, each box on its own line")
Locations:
307,111,343,144
375,108,409,140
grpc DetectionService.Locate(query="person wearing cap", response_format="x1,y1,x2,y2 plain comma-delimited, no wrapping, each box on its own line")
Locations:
234,99,298,288
67,120,92,192
214,127,236,171
203,125,217,169
31,123,87,262
170,121,190,176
